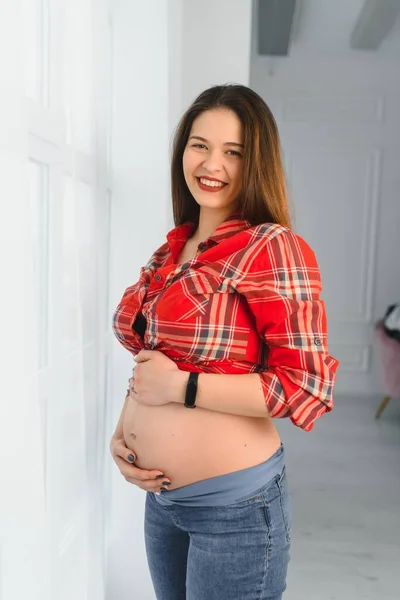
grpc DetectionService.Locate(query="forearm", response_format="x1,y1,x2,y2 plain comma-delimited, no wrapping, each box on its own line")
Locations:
173,371,270,418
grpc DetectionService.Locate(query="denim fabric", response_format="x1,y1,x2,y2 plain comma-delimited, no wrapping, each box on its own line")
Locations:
144,467,291,600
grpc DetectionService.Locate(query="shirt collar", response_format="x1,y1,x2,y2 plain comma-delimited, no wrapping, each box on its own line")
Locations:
166,210,251,254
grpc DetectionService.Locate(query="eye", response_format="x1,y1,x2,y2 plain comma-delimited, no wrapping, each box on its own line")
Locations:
227,150,242,157
192,143,207,149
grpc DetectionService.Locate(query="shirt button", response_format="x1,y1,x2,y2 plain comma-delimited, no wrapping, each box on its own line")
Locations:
314,338,322,346
155,274,162,282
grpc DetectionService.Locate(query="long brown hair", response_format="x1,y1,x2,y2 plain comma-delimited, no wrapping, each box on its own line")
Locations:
170,84,292,229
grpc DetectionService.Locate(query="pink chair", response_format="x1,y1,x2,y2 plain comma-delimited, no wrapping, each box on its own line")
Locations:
374,320,400,418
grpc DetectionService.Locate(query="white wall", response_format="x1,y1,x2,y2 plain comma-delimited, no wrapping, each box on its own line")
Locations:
167,0,184,150
106,2,171,598
107,1,253,597
181,0,252,108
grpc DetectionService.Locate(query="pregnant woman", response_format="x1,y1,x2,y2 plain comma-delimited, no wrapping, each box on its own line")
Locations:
110,84,339,600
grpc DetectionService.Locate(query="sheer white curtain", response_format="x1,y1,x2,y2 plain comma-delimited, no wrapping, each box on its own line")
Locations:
0,1,111,598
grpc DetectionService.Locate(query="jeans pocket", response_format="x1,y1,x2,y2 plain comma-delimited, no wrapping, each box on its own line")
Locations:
233,491,264,506
276,468,292,542
232,477,276,507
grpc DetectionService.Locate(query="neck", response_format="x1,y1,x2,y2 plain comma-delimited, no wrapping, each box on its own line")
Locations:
191,206,237,243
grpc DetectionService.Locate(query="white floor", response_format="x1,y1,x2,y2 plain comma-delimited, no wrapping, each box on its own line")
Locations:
276,395,400,600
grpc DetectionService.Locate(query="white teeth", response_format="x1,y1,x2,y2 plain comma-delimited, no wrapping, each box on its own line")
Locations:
199,178,225,188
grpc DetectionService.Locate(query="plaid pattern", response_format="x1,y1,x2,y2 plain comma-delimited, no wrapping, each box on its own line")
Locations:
112,211,339,431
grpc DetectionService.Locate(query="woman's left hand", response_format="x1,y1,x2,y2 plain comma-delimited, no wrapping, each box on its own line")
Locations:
129,350,186,406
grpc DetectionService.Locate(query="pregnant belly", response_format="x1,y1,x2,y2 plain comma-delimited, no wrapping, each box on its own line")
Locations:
122,396,281,490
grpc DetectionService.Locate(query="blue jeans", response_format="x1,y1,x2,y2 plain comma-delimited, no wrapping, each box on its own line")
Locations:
144,467,291,599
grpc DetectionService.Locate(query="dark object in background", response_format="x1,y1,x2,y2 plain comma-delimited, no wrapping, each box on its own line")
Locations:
382,303,400,344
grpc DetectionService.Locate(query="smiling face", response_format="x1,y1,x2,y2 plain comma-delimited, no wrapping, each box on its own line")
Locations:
182,109,244,215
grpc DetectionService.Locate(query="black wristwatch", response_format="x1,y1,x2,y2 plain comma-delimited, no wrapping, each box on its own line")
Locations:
184,372,199,408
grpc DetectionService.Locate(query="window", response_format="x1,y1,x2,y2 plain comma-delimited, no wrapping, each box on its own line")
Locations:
23,0,112,595
29,159,50,368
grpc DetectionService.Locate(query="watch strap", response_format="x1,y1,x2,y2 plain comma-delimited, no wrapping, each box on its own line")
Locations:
184,372,199,408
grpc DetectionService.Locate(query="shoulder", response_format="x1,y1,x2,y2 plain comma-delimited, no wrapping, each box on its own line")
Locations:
246,223,319,270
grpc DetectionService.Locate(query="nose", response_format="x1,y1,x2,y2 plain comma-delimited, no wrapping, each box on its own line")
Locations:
202,150,223,173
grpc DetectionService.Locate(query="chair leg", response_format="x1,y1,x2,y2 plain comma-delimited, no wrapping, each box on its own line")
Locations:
375,395,390,419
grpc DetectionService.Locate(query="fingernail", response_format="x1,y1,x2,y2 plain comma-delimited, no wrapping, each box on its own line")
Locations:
155,474,165,479
161,481,171,486
127,454,135,463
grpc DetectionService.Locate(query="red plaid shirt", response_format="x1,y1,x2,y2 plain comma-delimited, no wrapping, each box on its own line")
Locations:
112,212,339,431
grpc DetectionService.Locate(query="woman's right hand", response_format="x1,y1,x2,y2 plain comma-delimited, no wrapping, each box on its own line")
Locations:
110,435,171,493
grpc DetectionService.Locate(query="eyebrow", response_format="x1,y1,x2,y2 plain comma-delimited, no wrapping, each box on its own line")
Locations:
189,135,244,148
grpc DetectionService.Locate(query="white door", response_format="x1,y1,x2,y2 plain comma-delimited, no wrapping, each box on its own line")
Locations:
251,56,400,396
0,1,111,598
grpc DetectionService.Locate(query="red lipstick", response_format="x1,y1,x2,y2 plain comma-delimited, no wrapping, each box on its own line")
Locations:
196,176,227,193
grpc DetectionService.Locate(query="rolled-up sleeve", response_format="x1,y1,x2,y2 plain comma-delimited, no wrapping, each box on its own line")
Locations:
238,229,339,431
